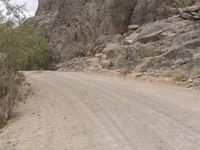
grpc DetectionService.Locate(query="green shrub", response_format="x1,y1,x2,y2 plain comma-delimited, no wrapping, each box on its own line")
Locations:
0,0,52,128
0,60,26,127
0,22,53,70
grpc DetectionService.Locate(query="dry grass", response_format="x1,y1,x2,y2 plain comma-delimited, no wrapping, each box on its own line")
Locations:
191,70,200,76
163,70,189,82
0,67,28,128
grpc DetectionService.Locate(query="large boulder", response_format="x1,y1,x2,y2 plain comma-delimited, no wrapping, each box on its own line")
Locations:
179,5,200,20
101,43,141,69
125,13,200,72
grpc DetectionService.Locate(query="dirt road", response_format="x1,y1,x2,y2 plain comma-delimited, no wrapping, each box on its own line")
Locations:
0,71,200,150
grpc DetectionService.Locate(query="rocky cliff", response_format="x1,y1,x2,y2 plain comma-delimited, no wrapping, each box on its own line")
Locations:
29,0,200,62
29,0,200,88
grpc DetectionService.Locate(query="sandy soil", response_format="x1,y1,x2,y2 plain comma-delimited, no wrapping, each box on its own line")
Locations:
0,71,200,150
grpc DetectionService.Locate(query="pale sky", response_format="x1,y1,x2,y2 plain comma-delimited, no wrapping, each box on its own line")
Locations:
11,0,38,17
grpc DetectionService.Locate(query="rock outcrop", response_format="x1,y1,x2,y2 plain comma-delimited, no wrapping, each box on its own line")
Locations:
29,0,200,63
57,5,200,76
29,0,113,62
108,5,200,73
179,6,200,20
187,75,200,89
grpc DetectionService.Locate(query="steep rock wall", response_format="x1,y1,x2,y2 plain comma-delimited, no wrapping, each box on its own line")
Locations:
29,0,200,62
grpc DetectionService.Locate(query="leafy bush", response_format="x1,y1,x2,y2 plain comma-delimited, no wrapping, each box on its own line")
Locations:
0,0,53,128
0,60,26,127
0,22,53,70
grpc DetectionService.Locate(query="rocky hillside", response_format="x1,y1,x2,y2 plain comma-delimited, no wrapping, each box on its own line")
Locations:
29,0,199,62
29,0,200,87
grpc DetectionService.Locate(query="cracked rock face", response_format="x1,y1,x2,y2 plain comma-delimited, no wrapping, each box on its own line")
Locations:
29,0,200,62
30,0,113,62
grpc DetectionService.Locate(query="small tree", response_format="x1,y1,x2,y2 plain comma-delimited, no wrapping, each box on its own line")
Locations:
0,22,53,70
0,0,26,127
0,0,26,23
0,60,25,125
0,0,52,127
